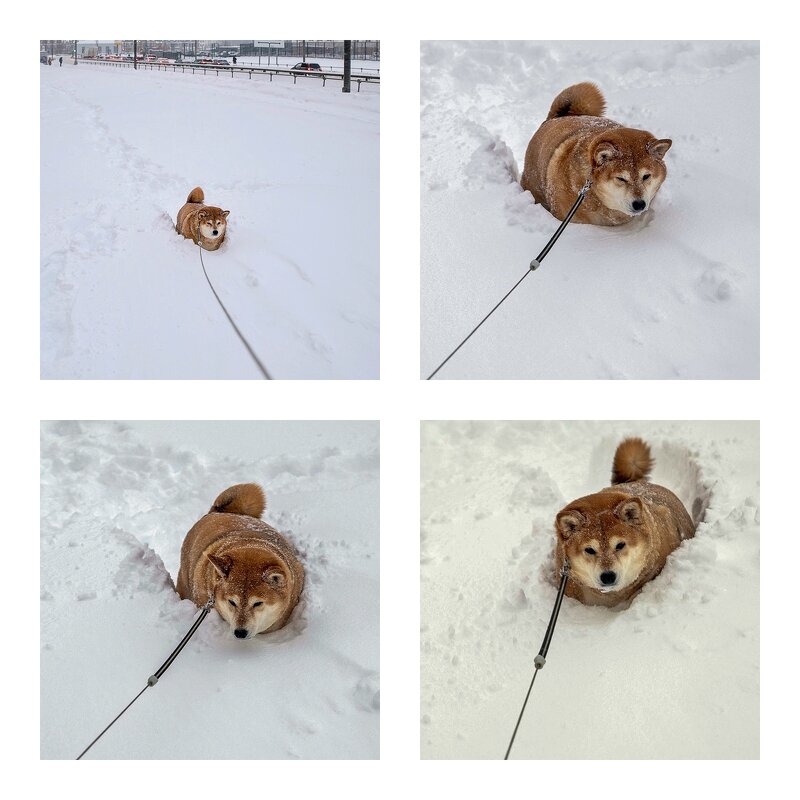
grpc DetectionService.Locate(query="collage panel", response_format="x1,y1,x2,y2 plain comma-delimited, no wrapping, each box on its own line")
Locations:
40,420,379,759
421,40,759,380
421,420,759,759
40,39,379,380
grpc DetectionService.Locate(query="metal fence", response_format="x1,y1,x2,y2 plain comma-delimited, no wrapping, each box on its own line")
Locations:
77,58,380,91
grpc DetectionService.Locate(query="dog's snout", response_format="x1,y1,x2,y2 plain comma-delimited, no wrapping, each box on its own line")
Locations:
632,199,646,212
234,628,248,639
600,571,617,586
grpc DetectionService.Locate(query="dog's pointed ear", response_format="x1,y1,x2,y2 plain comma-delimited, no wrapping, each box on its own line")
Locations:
207,553,233,578
593,141,621,166
556,510,585,540
648,139,672,159
222,210,230,218
615,497,644,524
263,568,286,588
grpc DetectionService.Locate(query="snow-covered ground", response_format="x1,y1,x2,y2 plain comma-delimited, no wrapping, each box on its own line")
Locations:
40,63,379,378
421,421,758,759
40,421,379,759
421,41,759,379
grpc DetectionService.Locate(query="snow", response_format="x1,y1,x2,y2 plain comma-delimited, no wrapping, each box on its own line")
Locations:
40,62,379,379
40,421,379,759
421,41,759,379
421,421,758,759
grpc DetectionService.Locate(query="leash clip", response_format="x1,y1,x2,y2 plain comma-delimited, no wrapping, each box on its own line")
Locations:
579,178,592,196
559,558,571,578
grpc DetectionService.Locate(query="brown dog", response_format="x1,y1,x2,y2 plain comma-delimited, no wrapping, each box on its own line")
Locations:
175,186,230,251
553,438,694,606
521,83,672,226
176,483,305,639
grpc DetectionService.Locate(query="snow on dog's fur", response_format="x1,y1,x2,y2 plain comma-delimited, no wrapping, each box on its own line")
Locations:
176,483,304,639
553,438,694,606
175,186,230,251
521,83,672,226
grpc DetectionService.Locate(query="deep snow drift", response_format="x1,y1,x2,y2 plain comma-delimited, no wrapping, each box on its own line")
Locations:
421,421,758,759
40,421,379,759
421,41,759,379
41,63,379,378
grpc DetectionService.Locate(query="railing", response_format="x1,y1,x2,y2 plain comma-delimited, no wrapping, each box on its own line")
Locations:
77,58,380,91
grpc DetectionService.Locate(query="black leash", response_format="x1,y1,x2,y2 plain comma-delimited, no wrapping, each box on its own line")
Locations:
426,180,591,380
504,561,570,760
195,225,273,380
76,598,215,760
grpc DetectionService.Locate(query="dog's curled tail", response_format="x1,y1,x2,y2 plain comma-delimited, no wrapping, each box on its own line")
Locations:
611,438,654,484
547,82,606,120
187,186,204,204
210,483,266,518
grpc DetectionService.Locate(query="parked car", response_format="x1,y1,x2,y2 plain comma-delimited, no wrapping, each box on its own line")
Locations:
157,58,171,65
291,62,322,71
211,58,229,66
196,57,214,65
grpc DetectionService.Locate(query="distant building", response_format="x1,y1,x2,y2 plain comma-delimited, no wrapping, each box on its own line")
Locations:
76,40,125,58
47,39,380,62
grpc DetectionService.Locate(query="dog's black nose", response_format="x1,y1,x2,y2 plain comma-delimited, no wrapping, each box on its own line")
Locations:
234,628,248,639
632,200,646,212
212,230,219,236
600,571,617,586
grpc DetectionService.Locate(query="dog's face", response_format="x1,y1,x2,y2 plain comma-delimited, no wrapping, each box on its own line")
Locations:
590,129,671,217
207,552,289,639
556,494,651,595
196,207,230,242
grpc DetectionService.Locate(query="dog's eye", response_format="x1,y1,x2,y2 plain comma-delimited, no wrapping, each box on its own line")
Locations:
616,177,628,183
642,174,651,181
252,601,263,608
616,542,626,550
228,599,237,607
584,547,596,555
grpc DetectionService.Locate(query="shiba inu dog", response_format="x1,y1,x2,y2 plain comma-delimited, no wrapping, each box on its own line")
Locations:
521,83,672,226
554,438,694,606
176,483,304,639
175,186,230,251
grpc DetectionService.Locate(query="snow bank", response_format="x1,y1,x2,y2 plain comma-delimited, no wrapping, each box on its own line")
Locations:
41,421,379,759
421,41,759,378
421,421,758,759
41,64,379,378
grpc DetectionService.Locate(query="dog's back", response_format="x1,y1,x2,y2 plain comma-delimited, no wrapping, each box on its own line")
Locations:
176,186,205,237
521,83,620,214
605,437,694,542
